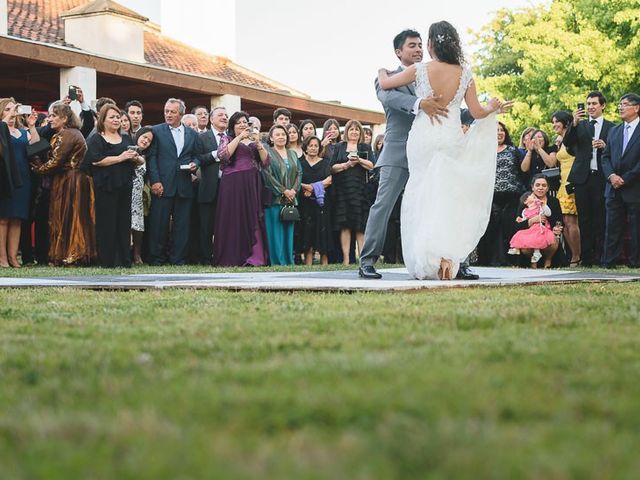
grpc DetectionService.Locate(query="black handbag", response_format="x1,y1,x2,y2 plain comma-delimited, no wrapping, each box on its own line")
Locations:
541,166,561,191
280,203,300,222
26,139,51,158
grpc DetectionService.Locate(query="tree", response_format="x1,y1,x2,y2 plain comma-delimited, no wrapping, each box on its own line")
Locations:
472,0,640,139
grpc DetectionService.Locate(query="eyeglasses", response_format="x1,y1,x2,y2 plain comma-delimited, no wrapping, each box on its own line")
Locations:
618,102,639,109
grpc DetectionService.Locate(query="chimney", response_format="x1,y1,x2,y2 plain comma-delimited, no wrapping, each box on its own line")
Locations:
61,0,148,63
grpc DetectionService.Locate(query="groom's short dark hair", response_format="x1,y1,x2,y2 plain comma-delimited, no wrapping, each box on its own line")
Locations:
393,29,421,51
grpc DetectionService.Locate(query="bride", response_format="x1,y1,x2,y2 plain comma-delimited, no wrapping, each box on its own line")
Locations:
378,21,511,280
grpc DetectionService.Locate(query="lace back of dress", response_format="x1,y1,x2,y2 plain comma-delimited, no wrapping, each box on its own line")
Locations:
414,62,432,98
452,66,473,108
415,63,473,108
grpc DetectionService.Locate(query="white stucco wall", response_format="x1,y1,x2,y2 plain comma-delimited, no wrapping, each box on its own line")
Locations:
64,14,145,63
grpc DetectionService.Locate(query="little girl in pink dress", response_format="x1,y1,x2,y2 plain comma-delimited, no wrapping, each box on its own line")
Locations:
509,192,557,264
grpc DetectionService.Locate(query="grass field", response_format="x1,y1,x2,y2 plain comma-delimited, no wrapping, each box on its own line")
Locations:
1,267,640,479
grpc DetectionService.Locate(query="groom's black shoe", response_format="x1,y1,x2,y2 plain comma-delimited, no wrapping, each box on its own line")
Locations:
456,265,479,280
359,265,382,279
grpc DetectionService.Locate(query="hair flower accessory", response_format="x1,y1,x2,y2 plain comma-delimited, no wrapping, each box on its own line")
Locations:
436,34,445,43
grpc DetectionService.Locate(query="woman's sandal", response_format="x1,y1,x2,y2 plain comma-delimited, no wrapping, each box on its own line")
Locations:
438,258,454,280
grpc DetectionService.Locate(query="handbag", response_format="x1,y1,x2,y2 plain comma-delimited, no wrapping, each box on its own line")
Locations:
541,166,561,191
280,203,300,222
26,139,51,158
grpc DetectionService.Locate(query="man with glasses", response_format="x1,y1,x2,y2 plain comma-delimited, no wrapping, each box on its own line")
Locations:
601,93,640,268
565,91,613,266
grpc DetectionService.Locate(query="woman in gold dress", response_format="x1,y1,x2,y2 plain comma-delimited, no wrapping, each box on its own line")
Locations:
552,110,580,266
33,103,96,266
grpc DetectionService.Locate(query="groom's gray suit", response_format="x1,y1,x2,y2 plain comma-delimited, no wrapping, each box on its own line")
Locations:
360,68,418,268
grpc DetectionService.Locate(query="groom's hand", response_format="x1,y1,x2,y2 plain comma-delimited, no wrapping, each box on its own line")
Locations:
420,96,448,125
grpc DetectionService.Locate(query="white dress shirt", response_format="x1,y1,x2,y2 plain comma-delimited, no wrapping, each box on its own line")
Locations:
210,129,225,163
170,124,185,156
623,116,639,152
589,116,604,170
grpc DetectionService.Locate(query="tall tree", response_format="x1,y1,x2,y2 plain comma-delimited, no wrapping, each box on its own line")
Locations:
472,0,640,138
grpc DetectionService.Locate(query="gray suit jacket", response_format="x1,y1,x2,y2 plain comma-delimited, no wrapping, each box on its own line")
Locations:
374,66,419,169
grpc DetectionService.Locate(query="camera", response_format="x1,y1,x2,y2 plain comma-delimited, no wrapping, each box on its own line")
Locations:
68,85,77,101
17,105,32,115
577,102,585,111
127,145,139,152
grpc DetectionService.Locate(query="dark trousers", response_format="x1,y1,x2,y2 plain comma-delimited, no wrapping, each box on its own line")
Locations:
477,191,520,266
198,201,216,265
94,184,133,268
603,193,640,267
149,195,192,265
575,171,606,265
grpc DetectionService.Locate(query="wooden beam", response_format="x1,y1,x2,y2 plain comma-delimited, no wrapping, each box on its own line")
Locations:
0,36,385,124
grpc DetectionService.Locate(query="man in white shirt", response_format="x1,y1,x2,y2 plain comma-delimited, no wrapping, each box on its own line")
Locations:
193,105,210,133
601,92,640,268
147,98,204,265
195,106,228,263
565,91,614,266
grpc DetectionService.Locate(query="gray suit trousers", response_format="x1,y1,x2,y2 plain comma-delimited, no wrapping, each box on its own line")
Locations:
360,165,409,267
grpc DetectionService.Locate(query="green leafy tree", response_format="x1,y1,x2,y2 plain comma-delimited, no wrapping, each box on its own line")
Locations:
472,0,640,140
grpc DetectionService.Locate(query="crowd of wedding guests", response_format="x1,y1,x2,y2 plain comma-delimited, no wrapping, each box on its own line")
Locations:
1,88,638,270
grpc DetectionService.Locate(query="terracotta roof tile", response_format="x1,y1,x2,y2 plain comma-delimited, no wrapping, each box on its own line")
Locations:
6,0,308,96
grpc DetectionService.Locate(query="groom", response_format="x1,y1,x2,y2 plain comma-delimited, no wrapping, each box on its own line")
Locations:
359,29,478,280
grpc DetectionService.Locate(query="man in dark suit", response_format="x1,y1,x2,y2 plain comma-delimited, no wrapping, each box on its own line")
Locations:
196,106,228,264
601,93,640,268
564,91,613,266
147,98,203,265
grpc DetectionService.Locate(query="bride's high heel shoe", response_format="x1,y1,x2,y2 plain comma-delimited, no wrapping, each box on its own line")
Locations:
438,258,454,280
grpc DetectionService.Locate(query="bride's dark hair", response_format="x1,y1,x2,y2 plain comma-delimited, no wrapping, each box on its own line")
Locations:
428,21,464,65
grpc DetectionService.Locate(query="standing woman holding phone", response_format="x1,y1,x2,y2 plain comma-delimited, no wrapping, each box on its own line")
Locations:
331,120,374,264
321,119,341,162
0,98,40,267
83,104,142,267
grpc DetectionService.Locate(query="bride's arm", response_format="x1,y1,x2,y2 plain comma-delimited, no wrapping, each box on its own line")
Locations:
378,64,417,90
464,78,510,119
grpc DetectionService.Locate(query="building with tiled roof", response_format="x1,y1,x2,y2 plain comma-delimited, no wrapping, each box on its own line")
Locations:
0,0,383,126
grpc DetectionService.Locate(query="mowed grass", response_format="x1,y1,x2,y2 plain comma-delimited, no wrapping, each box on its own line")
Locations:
1,282,640,479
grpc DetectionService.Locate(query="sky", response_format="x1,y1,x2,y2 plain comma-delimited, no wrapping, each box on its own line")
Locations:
120,0,540,112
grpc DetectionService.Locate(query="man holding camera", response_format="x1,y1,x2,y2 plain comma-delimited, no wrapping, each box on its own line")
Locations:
564,91,613,266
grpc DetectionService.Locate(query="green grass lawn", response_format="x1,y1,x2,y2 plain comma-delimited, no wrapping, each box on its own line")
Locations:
1,277,640,479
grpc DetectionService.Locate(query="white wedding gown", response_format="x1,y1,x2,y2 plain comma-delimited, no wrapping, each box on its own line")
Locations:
402,63,498,279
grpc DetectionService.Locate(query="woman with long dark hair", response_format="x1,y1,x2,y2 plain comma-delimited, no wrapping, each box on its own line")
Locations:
477,121,524,265
377,20,511,279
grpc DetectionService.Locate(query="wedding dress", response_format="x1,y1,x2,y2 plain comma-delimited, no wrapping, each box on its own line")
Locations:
402,62,497,279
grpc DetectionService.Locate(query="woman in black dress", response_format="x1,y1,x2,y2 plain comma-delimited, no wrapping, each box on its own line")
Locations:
299,136,332,265
520,129,558,192
330,120,374,265
83,104,142,267
477,121,524,266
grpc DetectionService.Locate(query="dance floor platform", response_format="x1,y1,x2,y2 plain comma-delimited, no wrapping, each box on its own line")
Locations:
0,267,639,292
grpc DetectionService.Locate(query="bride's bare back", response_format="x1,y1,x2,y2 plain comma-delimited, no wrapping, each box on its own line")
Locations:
423,61,463,106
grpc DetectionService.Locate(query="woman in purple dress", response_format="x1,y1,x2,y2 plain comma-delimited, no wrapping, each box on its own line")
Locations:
213,111,271,266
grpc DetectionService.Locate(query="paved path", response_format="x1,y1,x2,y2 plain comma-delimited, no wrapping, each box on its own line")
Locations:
1,267,638,292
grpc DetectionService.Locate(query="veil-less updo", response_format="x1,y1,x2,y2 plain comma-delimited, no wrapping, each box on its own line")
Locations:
428,21,464,66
